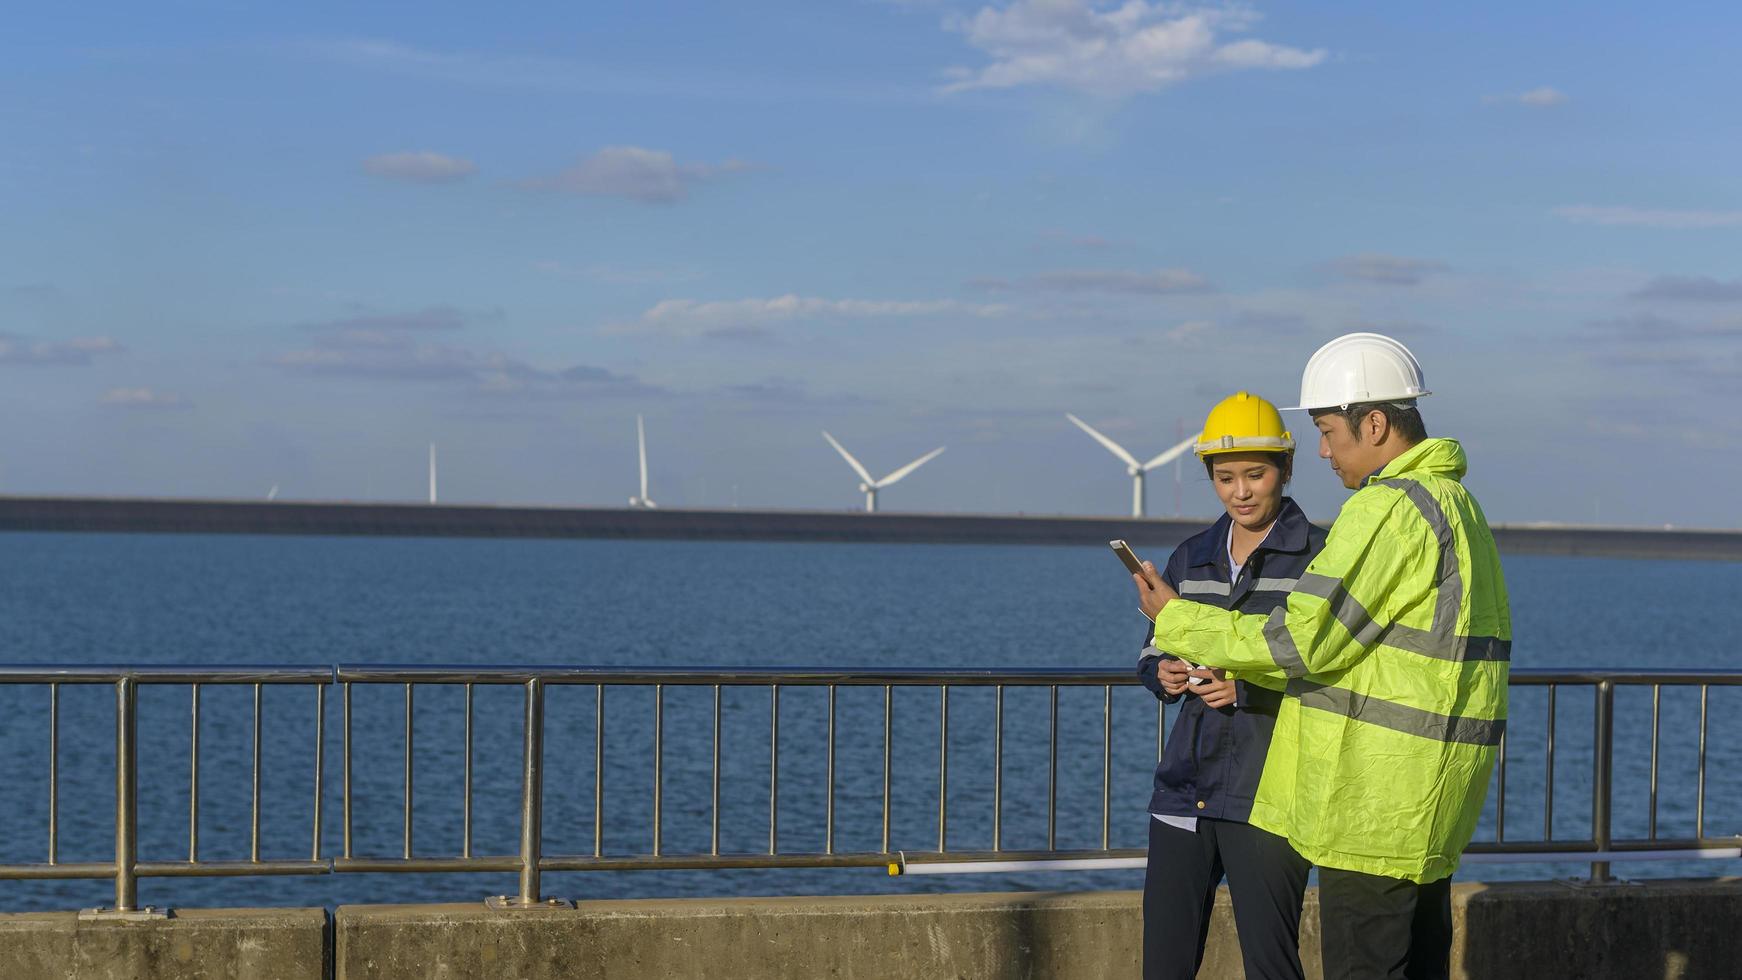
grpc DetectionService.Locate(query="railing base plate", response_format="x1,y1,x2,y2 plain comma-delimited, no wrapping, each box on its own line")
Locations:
79,906,171,921
485,896,573,911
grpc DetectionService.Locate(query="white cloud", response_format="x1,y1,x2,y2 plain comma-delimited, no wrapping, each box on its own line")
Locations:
1484,86,1567,107
969,268,1212,294
296,305,487,333
271,334,653,397
1328,253,1447,286
0,334,123,366
1554,205,1742,229
102,387,188,409
1035,229,1121,251
1028,268,1212,294
610,294,1011,336
942,1,1326,97
362,151,478,183
521,147,751,203
1630,276,1742,303
533,261,705,285
1164,319,1213,345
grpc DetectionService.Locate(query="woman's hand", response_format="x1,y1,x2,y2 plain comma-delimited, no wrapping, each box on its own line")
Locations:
1135,561,1177,621
1190,668,1237,709
1155,657,1192,696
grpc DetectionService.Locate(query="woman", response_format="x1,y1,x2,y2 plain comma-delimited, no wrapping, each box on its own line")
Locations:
1136,391,1326,980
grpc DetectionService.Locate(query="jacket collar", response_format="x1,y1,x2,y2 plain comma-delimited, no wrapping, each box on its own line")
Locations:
1184,496,1312,569
1367,437,1468,485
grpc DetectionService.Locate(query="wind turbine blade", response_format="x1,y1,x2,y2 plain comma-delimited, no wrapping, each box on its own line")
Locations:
637,415,650,499
1065,413,1139,469
822,431,876,485
875,446,945,488
1141,435,1198,471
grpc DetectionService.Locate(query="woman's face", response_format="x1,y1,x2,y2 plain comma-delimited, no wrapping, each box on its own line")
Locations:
1209,451,1288,532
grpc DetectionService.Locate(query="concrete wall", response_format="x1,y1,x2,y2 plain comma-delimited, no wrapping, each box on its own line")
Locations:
0,907,328,980
1,880,1738,978
329,880,1742,980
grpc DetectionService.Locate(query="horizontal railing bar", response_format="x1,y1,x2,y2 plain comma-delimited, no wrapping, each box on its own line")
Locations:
541,853,899,872
1505,669,1742,686
332,857,522,874
0,665,333,684
1461,848,1742,864
222,833,1742,878
0,863,118,879
138,860,330,877
0,663,1735,687
1465,839,1600,854
335,665,1138,685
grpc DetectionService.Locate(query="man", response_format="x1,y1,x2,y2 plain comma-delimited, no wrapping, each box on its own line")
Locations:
1134,332,1510,980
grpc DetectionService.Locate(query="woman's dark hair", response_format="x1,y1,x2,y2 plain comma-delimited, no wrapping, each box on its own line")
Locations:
1203,452,1293,485
1315,401,1428,443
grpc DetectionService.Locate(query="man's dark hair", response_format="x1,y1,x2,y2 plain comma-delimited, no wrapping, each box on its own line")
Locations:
1202,452,1293,484
1312,401,1428,444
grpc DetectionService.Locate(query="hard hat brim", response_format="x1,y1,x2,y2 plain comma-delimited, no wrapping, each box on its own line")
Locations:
1283,390,1431,412
1194,435,1296,457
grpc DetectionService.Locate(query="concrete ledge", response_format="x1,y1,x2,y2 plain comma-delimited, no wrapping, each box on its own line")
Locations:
335,892,1146,980
3,879,1738,978
1460,878,1742,979
0,907,329,980
333,879,1742,980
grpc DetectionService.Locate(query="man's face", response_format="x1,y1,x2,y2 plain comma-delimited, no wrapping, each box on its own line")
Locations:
1313,411,1381,490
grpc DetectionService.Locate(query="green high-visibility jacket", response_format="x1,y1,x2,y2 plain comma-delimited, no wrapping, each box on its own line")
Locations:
1153,437,1510,883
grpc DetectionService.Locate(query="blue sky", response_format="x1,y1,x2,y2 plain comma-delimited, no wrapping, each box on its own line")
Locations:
2,1,1738,526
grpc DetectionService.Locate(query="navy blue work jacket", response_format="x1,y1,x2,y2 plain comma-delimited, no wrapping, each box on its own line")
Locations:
1137,497,1327,822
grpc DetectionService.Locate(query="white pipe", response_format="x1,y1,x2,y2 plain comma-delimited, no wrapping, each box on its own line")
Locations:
893,848,1742,876
1459,847,1741,864
896,857,1147,875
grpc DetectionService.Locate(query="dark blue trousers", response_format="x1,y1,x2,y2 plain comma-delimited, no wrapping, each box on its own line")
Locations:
1143,816,1311,980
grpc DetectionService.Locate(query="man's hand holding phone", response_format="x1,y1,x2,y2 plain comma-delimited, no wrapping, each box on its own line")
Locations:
1135,560,1177,621
1110,540,1179,621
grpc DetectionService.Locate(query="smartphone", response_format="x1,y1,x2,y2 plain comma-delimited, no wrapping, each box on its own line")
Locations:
1109,539,1147,576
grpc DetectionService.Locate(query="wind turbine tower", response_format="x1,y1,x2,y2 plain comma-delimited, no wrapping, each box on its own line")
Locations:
629,414,658,508
822,432,945,513
428,443,437,505
1065,413,1195,518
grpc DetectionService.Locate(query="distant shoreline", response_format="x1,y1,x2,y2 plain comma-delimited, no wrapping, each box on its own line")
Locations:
0,495,1736,562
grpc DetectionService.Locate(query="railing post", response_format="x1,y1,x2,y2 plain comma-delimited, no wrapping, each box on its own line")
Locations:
81,675,164,919
1589,680,1614,883
115,676,138,911
488,676,570,910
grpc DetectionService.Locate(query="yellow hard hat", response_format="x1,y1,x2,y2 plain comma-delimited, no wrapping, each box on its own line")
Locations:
1195,391,1295,458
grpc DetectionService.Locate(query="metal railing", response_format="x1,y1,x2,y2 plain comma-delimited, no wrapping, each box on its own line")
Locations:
1462,669,1742,883
0,664,1736,912
0,666,331,916
331,666,1148,908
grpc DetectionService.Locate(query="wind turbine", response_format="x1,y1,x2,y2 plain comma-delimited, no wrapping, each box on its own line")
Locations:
428,443,437,504
629,414,657,509
821,432,945,513
1065,413,1195,518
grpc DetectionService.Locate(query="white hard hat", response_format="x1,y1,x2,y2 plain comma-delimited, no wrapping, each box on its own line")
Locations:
1286,332,1431,411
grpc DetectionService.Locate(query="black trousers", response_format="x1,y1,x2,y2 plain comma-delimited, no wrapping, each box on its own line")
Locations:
1317,868,1453,980
1143,817,1311,980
